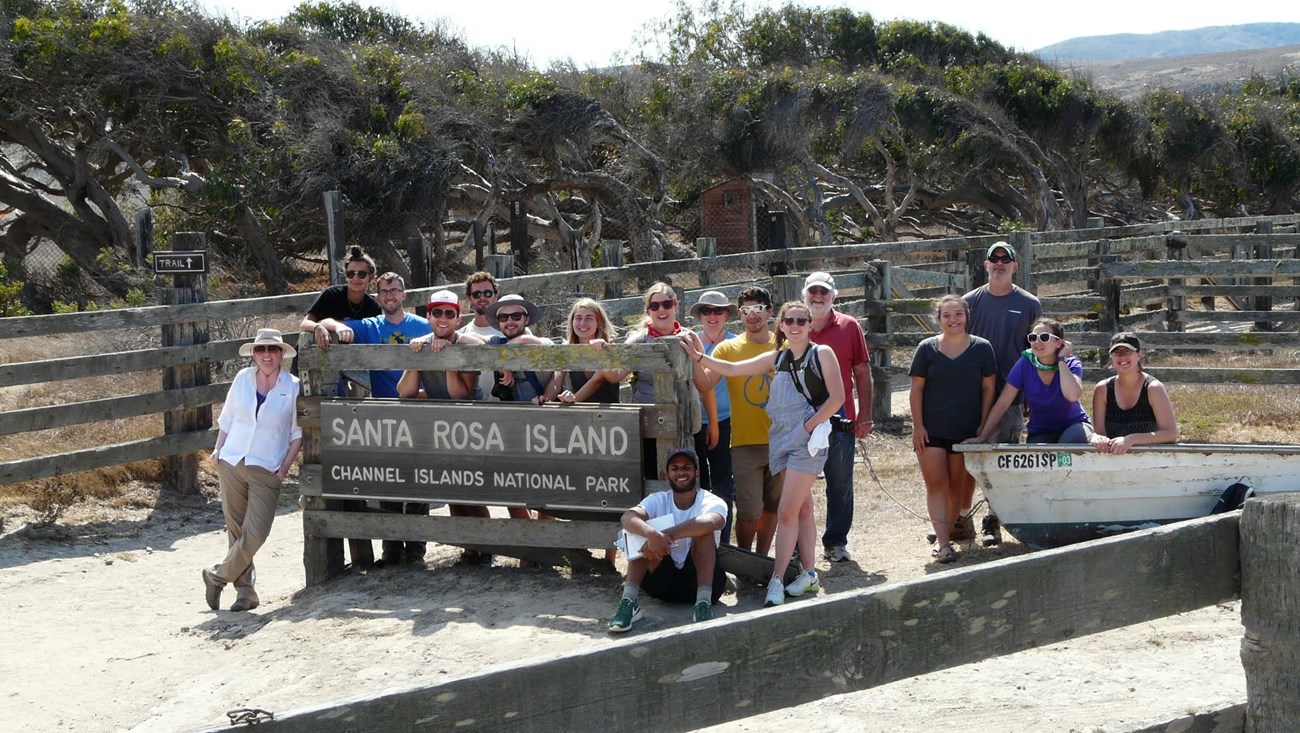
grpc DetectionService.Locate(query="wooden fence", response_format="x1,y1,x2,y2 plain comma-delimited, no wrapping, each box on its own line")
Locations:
193,493,1300,733
2,214,1298,491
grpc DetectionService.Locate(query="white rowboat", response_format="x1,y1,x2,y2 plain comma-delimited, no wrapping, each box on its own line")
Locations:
956,443,1300,548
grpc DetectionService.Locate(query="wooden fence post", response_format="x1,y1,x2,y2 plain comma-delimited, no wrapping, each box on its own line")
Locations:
510,201,530,274
766,210,788,277
1165,235,1186,332
601,240,624,300
407,235,430,290
472,219,486,272
965,248,986,290
1254,220,1274,331
485,254,514,282
1098,273,1120,367
297,336,332,586
771,274,802,306
1240,492,1300,732
323,191,345,286
868,259,892,423
160,232,211,496
133,208,153,268
696,237,717,287
1011,231,1034,295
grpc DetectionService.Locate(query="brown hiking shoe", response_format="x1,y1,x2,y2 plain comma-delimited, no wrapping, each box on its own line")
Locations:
951,515,976,542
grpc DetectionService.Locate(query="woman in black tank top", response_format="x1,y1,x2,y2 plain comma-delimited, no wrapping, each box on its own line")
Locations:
1089,333,1178,454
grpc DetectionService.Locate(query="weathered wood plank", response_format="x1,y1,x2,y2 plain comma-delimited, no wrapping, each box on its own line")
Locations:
0,428,217,485
1102,260,1300,279
0,382,230,436
0,339,244,388
1167,285,1300,298
303,511,620,548
1041,295,1105,314
295,343,675,373
0,293,315,340
1240,493,1300,733
233,512,1239,733
1183,311,1300,324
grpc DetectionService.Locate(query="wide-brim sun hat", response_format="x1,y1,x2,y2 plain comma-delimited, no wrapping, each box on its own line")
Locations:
486,293,542,325
688,290,737,319
239,328,296,358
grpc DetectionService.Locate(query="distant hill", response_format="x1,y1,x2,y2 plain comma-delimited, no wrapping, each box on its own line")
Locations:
1037,22,1300,62
1060,44,1300,100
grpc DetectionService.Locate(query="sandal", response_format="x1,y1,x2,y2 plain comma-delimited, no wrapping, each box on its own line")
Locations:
934,544,959,564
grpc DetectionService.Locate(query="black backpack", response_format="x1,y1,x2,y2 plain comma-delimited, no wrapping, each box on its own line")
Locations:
774,347,830,408
1211,482,1254,514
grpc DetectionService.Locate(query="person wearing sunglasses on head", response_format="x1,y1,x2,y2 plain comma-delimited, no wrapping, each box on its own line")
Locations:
204,330,302,612
296,245,382,572
626,282,715,482
685,301,844,609
970,317,1092,446
961,241,1042,546
300,246,382,351
685,290,738,545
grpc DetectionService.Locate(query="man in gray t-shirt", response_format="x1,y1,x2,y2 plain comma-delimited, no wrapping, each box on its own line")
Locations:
962,241,1041,544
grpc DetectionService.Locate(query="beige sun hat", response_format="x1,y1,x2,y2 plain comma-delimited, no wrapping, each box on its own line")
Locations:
239,328,296,358
688,290,737,319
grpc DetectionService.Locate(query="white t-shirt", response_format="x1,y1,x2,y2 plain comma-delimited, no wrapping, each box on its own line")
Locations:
634,488,727,568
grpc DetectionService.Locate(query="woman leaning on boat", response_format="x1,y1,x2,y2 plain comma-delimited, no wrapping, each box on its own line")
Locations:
1088,332,1178,454
971,317,1092,444
909,295,997,564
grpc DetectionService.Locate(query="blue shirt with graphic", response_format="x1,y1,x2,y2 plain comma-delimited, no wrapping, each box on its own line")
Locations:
345,313,431,398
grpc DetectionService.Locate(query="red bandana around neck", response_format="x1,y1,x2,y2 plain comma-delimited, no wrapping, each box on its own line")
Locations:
648,321,683,339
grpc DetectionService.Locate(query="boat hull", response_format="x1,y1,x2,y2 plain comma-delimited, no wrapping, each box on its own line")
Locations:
957,443,1300,549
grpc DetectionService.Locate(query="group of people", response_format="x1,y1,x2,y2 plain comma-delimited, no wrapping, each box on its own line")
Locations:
202,241,1177,630
909,242,1179,565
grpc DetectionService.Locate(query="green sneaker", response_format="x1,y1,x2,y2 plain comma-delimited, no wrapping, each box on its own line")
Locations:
609,598,642,633
693,601,713,622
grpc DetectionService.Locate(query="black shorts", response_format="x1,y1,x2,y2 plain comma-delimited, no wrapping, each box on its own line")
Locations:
924,436,960,454
641,552,727,605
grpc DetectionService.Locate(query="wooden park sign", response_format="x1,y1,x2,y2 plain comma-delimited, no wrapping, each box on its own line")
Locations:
321,400,643,512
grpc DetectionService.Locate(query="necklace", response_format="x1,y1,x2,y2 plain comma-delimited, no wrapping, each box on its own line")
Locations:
1022,349,1060,372
347,295,365,316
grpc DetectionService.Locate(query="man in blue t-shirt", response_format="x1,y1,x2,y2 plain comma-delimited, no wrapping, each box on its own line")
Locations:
316,273,433,565
318,273,431,398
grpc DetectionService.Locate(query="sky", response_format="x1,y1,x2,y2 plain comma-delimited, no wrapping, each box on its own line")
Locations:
200,0,1300,68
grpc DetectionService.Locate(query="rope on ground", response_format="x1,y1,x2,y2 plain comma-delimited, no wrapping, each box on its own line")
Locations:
855,438,930,523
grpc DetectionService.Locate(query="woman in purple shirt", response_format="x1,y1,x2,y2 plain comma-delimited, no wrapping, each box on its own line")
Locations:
973,318,1093,444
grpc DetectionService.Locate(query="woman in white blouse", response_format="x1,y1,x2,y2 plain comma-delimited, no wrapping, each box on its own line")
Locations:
203,329,303,612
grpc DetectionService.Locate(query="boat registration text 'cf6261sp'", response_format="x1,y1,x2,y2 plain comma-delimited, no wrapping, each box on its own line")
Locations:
997,453,1073,469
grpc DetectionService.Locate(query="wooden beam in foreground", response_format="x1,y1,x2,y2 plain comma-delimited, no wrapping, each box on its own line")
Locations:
210,511,1241,733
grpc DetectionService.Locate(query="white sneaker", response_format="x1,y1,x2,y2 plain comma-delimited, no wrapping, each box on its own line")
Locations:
824,545,852,563
785,569,820,597
764,578,785,607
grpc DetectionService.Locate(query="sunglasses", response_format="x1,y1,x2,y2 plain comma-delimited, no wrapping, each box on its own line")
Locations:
987,254,1015,264
377,287,405,296
496,312,528,322
696,306,727,316
470,288,496,299
782,316,810,326
805,286,832,296
647,299,676,312
739,304,768,315
345,270,371,280
253,345,281,353
427,307,459,319
1027,332,1060,344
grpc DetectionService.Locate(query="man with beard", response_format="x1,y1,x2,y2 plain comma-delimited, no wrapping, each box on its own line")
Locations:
609,449,728,632
961,242,1042,546
484,294,553,404
803,272,873,563
458,271,506,400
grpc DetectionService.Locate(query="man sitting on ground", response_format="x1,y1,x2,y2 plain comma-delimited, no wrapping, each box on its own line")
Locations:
609,449,728,632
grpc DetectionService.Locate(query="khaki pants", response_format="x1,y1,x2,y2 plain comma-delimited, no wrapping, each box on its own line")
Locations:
212,460,282,603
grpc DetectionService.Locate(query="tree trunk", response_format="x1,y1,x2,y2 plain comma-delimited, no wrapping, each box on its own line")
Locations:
235,205,289,293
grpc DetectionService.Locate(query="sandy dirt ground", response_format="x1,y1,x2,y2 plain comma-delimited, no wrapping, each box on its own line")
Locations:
0,426,1247,733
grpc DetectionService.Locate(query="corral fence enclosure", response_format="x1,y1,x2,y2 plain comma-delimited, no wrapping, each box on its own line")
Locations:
2,213,1298,499
2,215,1299,732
